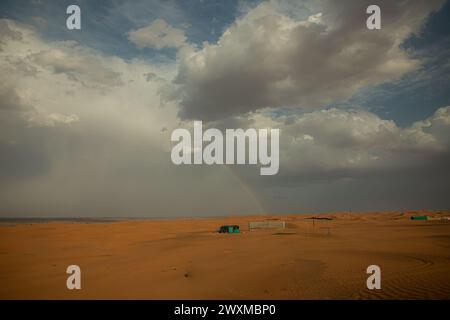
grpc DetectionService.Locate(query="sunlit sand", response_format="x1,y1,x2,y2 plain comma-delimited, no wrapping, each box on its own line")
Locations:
1,211,449,299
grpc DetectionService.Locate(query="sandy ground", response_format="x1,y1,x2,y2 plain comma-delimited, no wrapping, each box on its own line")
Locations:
0,211,449,299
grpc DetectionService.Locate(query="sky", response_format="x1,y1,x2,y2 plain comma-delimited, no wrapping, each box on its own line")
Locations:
0,0,449,217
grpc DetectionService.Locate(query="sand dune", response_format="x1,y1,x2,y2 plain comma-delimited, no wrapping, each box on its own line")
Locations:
0,211,449,299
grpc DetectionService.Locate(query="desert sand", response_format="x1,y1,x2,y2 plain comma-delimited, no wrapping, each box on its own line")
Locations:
0,211,449,299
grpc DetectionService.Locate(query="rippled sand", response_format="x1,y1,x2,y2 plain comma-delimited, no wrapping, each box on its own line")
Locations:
0,211,449,299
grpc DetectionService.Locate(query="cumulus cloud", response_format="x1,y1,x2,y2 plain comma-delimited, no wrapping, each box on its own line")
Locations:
262,107,450,179
128,19,186,50
173,0,445,120
29,46,124,88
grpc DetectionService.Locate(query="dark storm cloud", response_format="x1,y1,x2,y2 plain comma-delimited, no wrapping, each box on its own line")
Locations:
173,0,445,121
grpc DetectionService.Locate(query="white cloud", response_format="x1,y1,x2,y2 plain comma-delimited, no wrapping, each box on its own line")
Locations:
244,106,450,177
128,19,186,50
29,46,124,88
